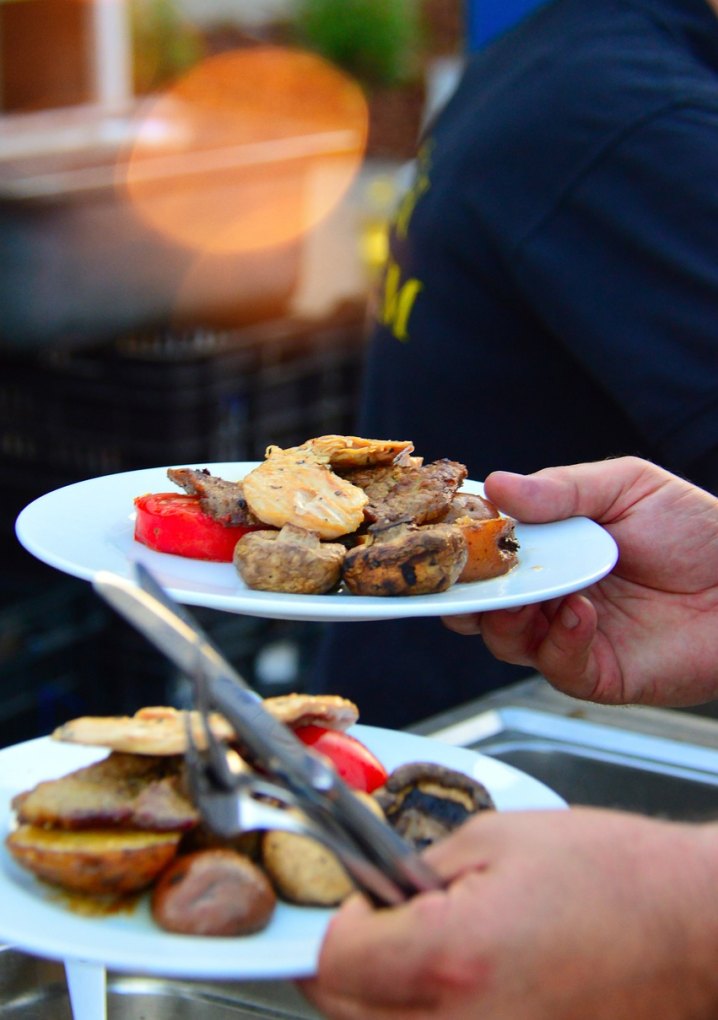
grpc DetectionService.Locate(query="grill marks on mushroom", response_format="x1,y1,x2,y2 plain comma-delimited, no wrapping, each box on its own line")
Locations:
343,521,468,597
375,763,496,850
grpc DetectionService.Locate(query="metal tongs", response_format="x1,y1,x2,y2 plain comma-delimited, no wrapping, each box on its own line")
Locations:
92,563,441,907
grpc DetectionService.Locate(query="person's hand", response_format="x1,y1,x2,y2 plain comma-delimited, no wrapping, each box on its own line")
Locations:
444,456,718,706
300,808,718,1019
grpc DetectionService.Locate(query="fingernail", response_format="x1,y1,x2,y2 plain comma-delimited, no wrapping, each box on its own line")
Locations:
560,604,580,629
446,614,481,634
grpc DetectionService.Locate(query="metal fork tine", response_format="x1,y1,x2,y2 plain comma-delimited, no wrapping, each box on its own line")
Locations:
182,708,207,808
193,670,239,791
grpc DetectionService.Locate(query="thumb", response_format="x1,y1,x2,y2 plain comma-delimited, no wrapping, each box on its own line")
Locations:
483,457,651,525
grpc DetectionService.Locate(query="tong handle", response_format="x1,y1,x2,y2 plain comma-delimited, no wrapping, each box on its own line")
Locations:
206,674,441,903
95,565,443,906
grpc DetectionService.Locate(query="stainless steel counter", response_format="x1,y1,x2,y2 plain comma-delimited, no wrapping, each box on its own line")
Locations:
0,946,323,1019
414,675,718,821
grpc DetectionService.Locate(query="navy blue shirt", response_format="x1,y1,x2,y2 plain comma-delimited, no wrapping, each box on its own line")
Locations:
310,0,718,728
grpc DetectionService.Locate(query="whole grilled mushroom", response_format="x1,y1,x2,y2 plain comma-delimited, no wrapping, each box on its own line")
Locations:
375,763,495,849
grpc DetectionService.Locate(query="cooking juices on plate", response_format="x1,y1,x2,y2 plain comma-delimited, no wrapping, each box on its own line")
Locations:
6,695,495,937
133,435,520,597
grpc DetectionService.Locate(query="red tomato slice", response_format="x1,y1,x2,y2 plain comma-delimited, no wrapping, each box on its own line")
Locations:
295,725,388,793
134,492,261,562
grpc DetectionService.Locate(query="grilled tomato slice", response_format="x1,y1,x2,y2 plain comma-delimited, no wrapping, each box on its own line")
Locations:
134,492,261,562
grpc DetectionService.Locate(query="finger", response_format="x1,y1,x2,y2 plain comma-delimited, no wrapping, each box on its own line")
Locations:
474,603,552,667
482,593,605,698
483,457,657,525
307,891,452,1011
442,612,483,635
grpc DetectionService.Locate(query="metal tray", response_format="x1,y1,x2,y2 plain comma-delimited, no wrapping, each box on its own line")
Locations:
417,677,718,821
0,946,321,1019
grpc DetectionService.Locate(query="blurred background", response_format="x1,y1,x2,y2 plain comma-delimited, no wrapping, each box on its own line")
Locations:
0,0,545,746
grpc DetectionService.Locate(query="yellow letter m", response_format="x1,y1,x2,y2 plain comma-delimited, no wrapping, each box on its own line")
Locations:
380,261,423,342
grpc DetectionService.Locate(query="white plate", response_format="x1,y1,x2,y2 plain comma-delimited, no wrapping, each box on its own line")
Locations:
0,726,565,979
15,462,618,623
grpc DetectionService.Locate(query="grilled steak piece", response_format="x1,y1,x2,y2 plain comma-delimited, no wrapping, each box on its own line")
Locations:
12,752,199,832
167,468,262,526
343,459,468,526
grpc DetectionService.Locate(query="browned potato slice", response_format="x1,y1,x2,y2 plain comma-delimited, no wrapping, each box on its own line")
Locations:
342,521,467,596
6,825,181,894
261,794,384,906
454,514,520,582
262,830,354,906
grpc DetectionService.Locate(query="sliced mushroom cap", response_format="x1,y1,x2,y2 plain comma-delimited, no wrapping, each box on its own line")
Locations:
375,763,495,849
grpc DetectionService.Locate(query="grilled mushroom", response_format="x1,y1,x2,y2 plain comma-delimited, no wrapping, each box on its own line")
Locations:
342,521,467,597
234,524,346,594
375,763,495,849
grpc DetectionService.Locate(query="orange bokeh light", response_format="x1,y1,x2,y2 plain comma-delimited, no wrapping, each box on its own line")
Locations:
118,47,369,254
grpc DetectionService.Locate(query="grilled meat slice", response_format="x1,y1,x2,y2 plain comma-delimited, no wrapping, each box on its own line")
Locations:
167,467,262,527
342,459,468,526
12,752,199,832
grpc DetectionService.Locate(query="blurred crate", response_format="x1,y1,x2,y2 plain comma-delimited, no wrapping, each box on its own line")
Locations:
2,303,367,732
0,300,368,487
2,300,368,558
0,577,111,747
104,609,326,708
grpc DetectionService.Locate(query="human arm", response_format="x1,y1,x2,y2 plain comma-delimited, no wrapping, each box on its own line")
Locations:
301,808,718,1019
444,456,718,707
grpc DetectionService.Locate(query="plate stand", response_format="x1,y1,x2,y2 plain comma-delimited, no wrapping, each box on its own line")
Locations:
65,958,107,1020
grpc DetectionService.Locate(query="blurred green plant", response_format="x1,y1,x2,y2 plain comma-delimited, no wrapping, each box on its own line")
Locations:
131,0,205,94
293,0,424,90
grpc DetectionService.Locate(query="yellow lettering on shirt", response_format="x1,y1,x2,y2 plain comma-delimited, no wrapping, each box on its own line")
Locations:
380,260,423,341
394,141,433,239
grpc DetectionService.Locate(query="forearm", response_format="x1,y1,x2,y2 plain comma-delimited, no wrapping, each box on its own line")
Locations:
671,821,718,1015
599,815,718,1018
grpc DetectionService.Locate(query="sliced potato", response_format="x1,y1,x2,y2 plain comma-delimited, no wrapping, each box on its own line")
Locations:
262,830,354,906
262,794,384,907
6,825,181,895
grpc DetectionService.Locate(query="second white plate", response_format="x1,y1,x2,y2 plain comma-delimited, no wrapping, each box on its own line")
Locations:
0,726,565,979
